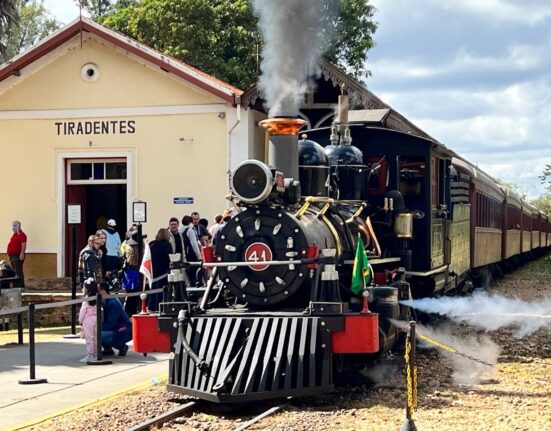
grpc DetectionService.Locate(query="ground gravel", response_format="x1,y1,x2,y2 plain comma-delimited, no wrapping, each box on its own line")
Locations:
27,254,551,431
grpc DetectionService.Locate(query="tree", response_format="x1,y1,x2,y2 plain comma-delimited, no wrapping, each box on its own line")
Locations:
101,0,377,89
530,186,551,217
540,164,551,184
75,0,113,19
0,0,60,63
324,0,378,80
0,0,19,57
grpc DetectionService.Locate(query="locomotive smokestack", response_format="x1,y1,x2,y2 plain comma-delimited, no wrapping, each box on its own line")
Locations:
260,117,306,180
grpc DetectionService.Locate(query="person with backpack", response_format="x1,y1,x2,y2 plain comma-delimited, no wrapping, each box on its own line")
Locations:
181,215,202,286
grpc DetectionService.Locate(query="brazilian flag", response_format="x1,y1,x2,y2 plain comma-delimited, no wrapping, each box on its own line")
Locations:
351,236,371,294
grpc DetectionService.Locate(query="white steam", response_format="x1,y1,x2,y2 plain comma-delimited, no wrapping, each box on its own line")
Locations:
402,292,551,337
252,0,339,116
418,324,501,385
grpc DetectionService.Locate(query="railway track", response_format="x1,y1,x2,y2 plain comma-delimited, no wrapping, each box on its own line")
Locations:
127,400,289,431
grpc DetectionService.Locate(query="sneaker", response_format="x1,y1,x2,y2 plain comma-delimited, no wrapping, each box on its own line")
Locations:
118,345,129,357
79,354,92,363
102,348,115,356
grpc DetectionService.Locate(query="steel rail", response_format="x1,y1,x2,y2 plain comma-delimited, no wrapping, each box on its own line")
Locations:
126,401,196,431
233,402,289,431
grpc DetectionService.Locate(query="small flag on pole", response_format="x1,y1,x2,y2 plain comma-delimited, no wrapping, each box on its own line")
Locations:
351,235,371,295
139,239,153,287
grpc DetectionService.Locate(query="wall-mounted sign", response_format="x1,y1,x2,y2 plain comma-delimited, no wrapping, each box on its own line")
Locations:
67,204,81,224
133,201,147,223
173,197,194,205
55,120,136,136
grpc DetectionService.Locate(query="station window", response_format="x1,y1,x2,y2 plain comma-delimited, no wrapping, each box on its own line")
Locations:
67,159,127,184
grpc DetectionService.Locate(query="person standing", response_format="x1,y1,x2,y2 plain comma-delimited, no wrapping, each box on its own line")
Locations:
168,217,185,259
79,279,98,363
191,212,210,244
7,220,27,287
148,228,172,311
78,235,102,285
102,219,122,273
120,228,140,316
182,215,202,286
208,214,223,241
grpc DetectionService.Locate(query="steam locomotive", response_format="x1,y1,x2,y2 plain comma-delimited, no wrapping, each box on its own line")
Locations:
133,96,551,403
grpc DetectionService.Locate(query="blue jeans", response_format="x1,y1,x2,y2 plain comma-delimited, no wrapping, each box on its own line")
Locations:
102,326,132,351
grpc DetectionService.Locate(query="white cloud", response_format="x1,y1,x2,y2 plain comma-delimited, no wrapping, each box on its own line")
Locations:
368,0,551,198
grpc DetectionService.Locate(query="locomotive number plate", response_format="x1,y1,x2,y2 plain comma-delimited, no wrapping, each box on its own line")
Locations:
245,242,273,271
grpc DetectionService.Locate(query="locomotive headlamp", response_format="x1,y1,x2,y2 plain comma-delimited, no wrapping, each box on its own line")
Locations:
231,160,274,204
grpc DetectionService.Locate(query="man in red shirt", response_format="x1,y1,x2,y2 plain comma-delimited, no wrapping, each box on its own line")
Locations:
7,220,27,287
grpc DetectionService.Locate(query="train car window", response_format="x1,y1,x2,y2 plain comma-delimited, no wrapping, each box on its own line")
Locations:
366,156,388,195
399,156,425,197
431,156,439,209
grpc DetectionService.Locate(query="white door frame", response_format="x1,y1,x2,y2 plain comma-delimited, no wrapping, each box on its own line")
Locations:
57,150,133,277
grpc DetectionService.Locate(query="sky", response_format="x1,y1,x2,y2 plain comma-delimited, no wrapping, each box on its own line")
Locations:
368,0,551,198
43,0,551,198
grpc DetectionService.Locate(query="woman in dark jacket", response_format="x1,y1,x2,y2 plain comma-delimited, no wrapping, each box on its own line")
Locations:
148,228,172,311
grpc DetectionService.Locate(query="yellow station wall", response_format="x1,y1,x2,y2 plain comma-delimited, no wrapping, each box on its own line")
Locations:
0,36,232,278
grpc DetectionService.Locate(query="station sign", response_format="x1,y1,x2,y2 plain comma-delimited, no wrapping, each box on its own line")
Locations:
173,197,194,205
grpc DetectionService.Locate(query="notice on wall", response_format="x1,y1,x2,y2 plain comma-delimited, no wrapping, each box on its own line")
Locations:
173,197,194,205
67,205,81,224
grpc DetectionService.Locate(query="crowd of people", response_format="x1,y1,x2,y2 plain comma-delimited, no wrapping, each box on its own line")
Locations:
76,210,232,363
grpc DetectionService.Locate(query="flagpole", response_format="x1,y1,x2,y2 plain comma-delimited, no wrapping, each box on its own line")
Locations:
359,233,370,314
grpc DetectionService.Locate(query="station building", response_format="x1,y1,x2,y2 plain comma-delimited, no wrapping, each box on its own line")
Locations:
0,18,429,281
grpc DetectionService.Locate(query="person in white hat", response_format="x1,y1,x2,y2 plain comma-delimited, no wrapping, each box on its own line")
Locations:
102,219,122,274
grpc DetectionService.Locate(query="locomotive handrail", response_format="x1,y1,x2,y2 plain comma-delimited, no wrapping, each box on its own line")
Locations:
198,258,317,268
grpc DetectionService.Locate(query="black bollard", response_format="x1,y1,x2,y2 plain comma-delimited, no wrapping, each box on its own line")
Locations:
19,304,47,384
64,225,80,339
87,293,111,365
17,311,23,345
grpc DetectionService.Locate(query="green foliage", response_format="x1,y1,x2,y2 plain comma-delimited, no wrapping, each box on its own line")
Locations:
324,0,378,80
540,164,551,184
0,0,60,63
0,0,19,56
101,0,377,89
530,186,551,217
75,0,113,18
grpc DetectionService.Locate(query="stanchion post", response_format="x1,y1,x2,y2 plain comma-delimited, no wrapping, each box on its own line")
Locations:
19,303,47,384
87,293,112,365
400,321,418,431
17,311,23,344
64,224,80,339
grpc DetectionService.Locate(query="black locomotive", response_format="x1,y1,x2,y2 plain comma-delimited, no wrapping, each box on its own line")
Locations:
133,96,550,403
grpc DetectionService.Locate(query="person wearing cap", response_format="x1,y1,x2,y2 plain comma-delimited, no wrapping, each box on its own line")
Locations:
7,220,27,287
102,219,122,274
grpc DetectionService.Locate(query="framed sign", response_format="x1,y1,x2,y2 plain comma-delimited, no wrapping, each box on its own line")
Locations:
67,204,81,224
133,201,147,223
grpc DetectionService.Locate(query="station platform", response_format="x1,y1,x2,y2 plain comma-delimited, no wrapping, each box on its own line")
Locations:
0,329,169,430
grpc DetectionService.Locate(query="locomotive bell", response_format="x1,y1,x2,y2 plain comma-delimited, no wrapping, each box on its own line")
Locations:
231,160,284,204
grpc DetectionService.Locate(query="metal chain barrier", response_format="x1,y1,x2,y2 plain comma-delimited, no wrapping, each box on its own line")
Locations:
415,332,543,382
401,322,418,431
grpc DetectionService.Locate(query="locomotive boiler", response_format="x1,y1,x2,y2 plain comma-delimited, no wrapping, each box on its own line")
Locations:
133,105,416,402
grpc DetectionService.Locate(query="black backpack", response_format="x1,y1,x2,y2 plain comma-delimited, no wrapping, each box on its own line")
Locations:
182,228,198,261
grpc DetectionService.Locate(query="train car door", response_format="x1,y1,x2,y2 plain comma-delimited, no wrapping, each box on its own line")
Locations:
430,155,450,270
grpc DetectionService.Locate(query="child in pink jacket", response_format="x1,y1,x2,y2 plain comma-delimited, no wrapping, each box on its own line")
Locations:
79,279,98,363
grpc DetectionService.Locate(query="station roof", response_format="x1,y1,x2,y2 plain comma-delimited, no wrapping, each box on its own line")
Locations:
0,17,242,105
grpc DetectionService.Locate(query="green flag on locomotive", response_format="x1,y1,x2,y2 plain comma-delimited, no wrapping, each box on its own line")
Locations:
351,236,371,295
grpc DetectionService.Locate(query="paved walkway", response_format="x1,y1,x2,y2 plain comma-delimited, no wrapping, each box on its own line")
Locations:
0,334,169,430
